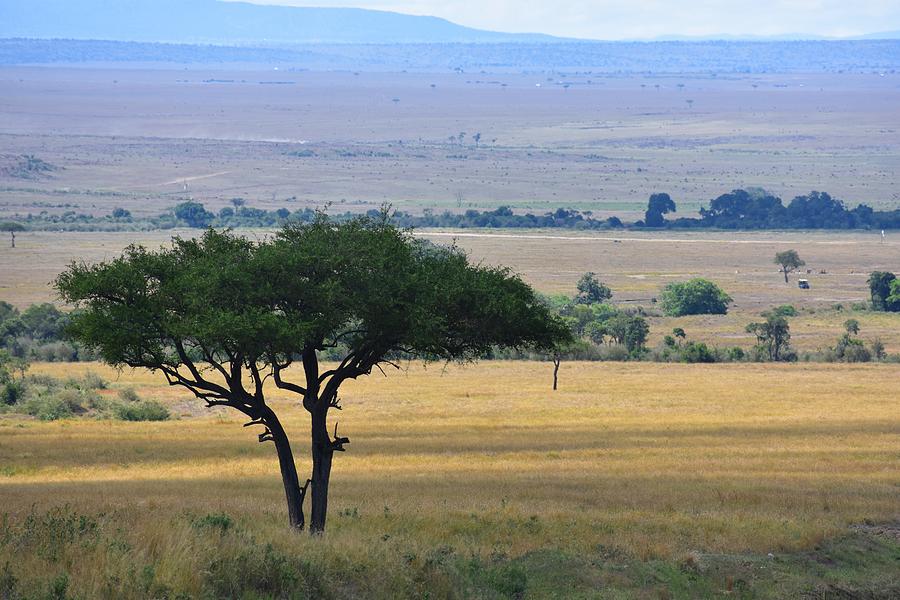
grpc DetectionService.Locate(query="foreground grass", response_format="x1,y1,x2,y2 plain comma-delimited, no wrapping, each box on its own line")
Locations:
1,361,898,598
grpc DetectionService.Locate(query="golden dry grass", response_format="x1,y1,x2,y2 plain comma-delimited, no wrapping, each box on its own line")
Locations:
3,360,898,564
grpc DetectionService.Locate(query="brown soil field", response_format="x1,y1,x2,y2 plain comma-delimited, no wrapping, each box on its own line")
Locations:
1,68,898,219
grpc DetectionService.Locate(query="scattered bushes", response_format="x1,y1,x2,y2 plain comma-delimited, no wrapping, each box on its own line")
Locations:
0,301,98,362
0,362,169,422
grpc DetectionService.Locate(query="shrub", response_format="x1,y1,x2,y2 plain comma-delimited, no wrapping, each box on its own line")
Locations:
22,394,75,421
1,381,24,405
680,341,717,363
79,371,107,390
659,279,732,316
771,304,797,317
726,347,746,362
115,400,170,422
118,387,140,403
192,513,234,532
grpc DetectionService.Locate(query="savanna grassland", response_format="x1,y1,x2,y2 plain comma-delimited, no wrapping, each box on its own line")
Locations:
2,62,900,599
1,68,898,221
1,361,898,598
4,227,900,353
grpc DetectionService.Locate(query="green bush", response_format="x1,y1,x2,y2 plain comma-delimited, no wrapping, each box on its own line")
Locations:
680,341,717,363
659,279,732,316
22,394,75,421
726,347,746,362
192,513,234,532
1,381,24,405
114,400,170,422
771,304,797,317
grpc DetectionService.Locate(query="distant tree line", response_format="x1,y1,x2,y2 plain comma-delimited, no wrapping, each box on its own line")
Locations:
8,188,900,233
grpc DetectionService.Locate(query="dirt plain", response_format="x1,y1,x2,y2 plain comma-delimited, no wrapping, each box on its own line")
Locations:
1,67,898,220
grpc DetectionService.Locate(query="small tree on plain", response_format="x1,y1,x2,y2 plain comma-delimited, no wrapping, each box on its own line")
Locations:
0,222,25,248
774,250,805,283
575,272,612,305
746,313,792,361
56,213,570,534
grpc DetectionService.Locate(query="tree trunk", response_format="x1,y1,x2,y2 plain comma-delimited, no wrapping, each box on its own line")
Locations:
783,269,789,283
552,356,561,391
309,410,333,534
261,406,307,530
9,231,14,248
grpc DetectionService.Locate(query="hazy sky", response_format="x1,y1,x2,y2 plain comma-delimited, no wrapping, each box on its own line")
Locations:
232,0,900,39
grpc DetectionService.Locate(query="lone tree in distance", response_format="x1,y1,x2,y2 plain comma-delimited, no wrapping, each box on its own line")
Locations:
644,193,676,227
774,250,805,283
0,222,25,248
56,213,570,534
575,272,612,305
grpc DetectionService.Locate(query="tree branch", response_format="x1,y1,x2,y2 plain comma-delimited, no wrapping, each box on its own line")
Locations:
272,362,307,396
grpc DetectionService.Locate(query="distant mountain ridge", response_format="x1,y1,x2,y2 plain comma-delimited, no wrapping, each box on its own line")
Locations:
0,0,559,44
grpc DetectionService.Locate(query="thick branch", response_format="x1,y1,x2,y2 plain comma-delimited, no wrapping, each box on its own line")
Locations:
272,361,307,396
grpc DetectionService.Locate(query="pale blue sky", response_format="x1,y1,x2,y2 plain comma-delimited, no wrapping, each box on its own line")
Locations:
229,0,900,39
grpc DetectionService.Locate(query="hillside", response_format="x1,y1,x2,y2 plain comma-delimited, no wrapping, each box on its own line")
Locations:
0,0,556,44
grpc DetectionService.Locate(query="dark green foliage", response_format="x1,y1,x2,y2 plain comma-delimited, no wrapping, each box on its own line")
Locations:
173,201,214,228
17,304,67,342
727,347,745,362
771,304,798,317
659,279,732,316
644,193,676,227
679,341,716,363
17,187,900,233
886,278,900,312
56,214,569,371
868,271,897,311
0,302,93,362
556,301,649,358
55,212,569,531
694,189,890,230
774,250,805,283
746,313,794,361
574,272,612,305
602,313,650,354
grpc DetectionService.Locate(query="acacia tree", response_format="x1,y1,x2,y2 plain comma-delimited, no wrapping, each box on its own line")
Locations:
774,250,805,283
56,214,569,534
0,222,25,248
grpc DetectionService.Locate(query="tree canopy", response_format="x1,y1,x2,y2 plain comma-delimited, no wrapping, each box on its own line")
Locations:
56,213,570,532
644,193,676,227
574,272,612,305
0,221,25,248
774,250,805,283
868,271,899,311
659,279,732,316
